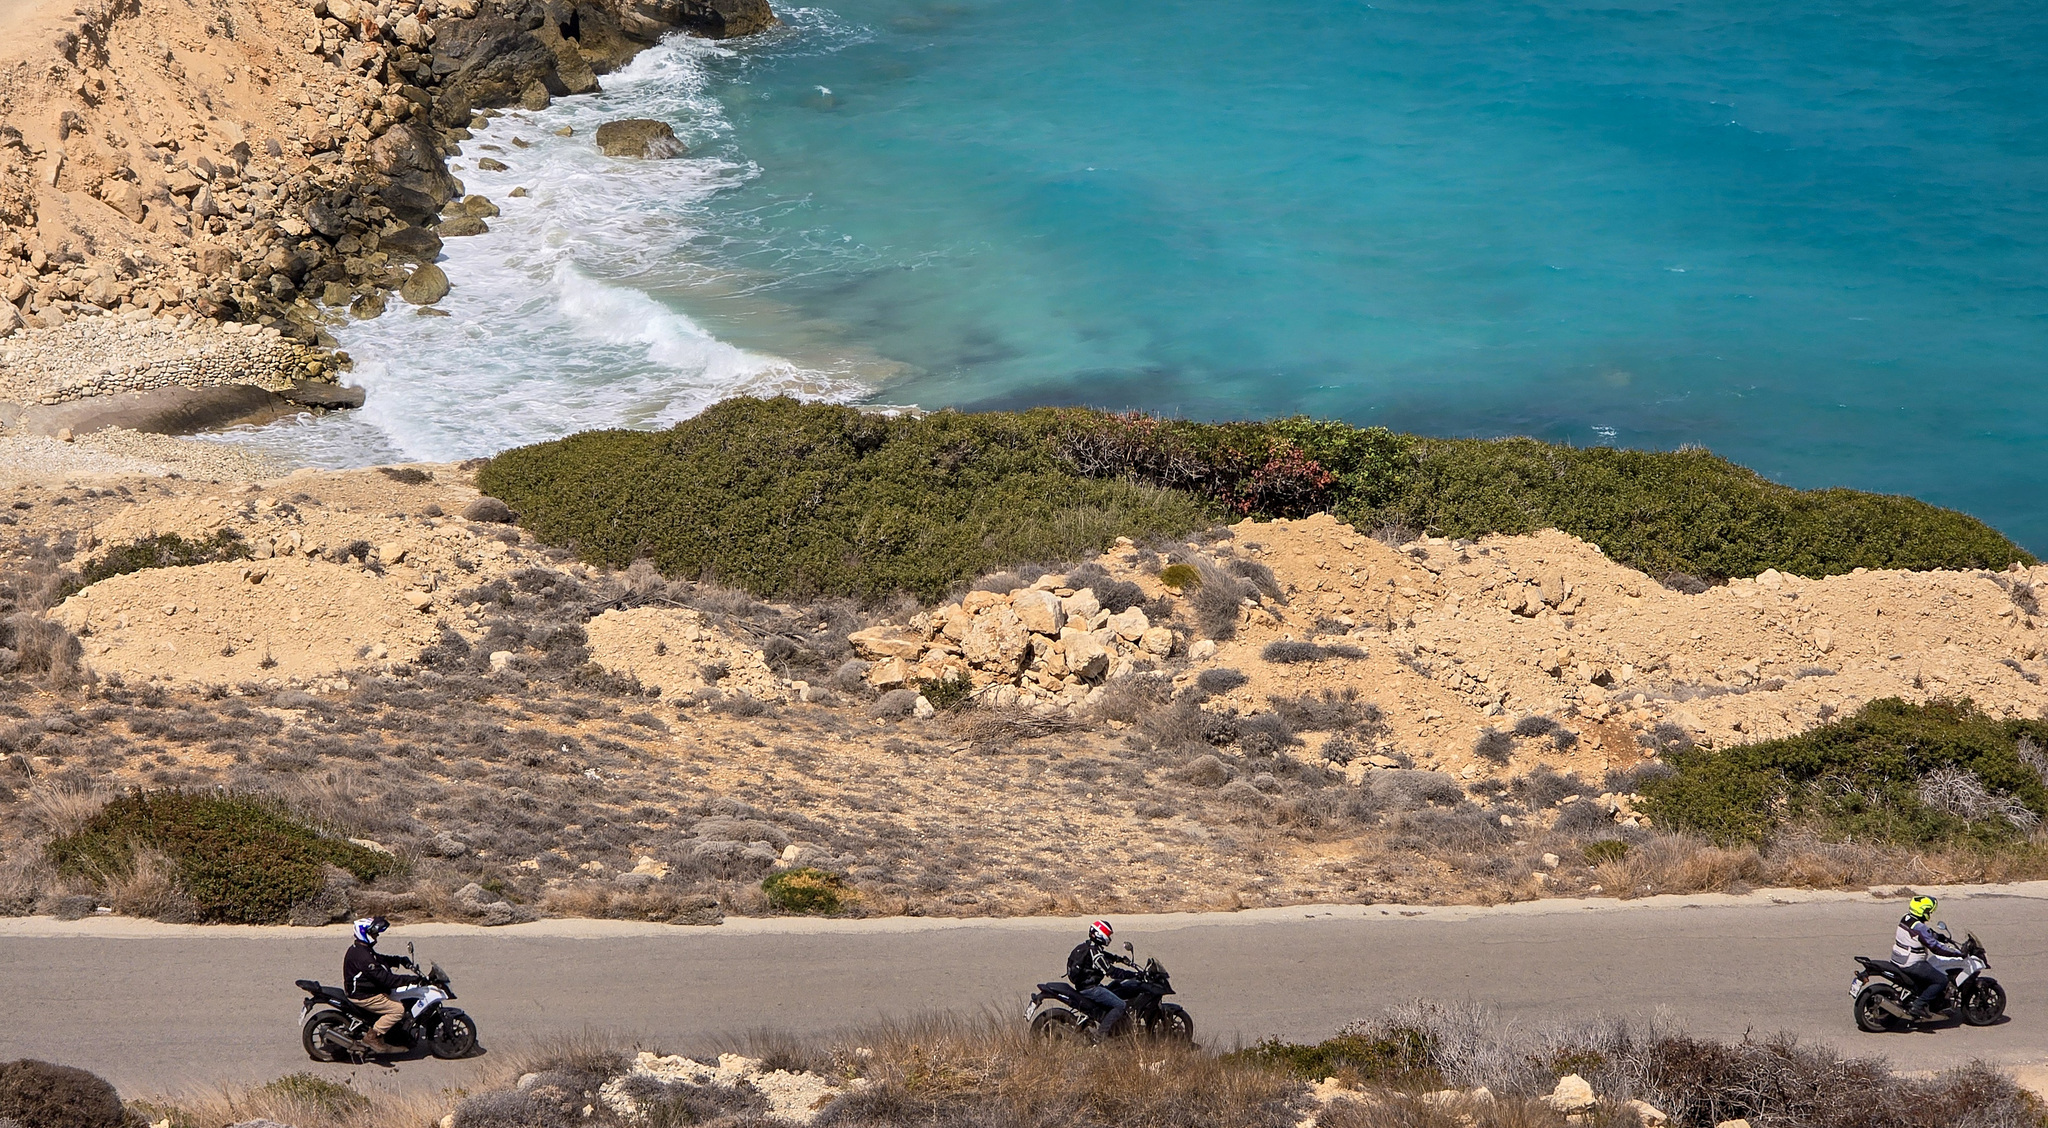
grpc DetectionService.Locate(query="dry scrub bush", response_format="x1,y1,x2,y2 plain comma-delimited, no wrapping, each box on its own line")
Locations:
105,847,195,922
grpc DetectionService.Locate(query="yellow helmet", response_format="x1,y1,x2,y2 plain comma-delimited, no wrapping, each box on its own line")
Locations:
1908,896,1937,921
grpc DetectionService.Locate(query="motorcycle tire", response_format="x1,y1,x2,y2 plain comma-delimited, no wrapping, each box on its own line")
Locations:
429,1011,480,1059
1853,988,1907,1033
1963,979,2008,1027
1031,1007,1086,1043
302,1009,351,1062
1147,1007,1195,1043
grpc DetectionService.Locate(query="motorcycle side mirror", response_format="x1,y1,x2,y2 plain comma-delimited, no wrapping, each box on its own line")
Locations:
1124,942,1135,954
408,941,416,957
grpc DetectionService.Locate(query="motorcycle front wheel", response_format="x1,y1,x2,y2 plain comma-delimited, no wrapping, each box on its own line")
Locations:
1031,1008,1086,1043
1853,988,1907,1033
1147,1008,1195,1043
429,1011,480,1058
302,1009,351,1061
1963,980,2008,1026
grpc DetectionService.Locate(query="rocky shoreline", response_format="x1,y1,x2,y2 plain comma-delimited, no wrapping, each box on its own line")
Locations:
0,0,776,442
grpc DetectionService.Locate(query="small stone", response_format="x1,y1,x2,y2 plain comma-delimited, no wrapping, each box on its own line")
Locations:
55,427,73,442
1190,639,1218,661
1626,1099,1670,1126
911,695,935,720
475,157,508,173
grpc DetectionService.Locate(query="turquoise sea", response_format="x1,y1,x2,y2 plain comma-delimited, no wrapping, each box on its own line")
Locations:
239,0,2048,549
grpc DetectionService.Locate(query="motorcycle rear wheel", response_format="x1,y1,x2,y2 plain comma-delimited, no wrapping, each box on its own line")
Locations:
1963,980,2007,1026
302,1010,351,1062
1031,1008,1086,1043
430,1012,480,1059
1853,989,1907,1033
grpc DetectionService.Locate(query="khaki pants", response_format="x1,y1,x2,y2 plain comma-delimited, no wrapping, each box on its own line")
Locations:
352,992,406,1037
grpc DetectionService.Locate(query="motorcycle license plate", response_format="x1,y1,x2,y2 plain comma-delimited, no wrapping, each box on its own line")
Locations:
1849,976,1867,999
1023,1001,1040,1020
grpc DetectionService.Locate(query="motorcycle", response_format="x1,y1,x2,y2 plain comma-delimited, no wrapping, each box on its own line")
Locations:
1027,941,1195,1043
1851,923,2007,1032
296,943,480,1061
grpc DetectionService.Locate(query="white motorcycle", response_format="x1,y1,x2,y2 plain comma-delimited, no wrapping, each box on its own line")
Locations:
1851,923,2007,1032
296,943,479,1061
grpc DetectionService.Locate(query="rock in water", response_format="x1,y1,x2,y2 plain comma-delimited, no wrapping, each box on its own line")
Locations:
688,0,778,38
595,119,686,159
400,263,451,305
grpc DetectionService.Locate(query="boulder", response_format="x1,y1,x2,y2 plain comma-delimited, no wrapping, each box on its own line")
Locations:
437,215,489,237
463,496,516,523
400,263,450,305
532,24,599,94
382,223,447,267
1012,589,1065,635
1061,588,1100,621
1106,606,1149,641
1625,1100,1669,1126
1543,1074,1596,1115
1063,629,1110,680
1139,626,1175,657
0,302,21,339
393,14,431,48
961,605,1028,671
369,122,459,224
1540,568,1567,607
866,656,908,689
595,118,686,159
849,626,926,661
1189,639,1218,661
679,0,778,38
430,16,565,107
98,178,145,222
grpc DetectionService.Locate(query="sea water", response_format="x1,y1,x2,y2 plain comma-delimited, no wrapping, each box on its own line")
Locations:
227,0,2048,549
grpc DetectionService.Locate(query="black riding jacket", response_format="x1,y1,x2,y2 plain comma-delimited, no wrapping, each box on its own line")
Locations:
344,940,408,998
1067,942,1132,990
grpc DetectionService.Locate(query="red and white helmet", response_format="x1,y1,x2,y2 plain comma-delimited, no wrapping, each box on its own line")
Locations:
1088,920,1113,946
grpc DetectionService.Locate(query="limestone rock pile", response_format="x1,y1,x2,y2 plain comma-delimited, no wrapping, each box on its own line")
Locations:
848,574,1180,710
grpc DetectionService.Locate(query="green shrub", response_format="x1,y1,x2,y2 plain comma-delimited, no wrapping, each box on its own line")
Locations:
0,1059,128,1128
478,398,1217,603
70,530,251,593
918,676,973,712
1639,699,2048,847
1583,839,1631,865
1156,563,1202,591
257,1073,368,1115
1226,1028,1441,1087
477,398,2030,604
47,790,395,924
760,867,850,915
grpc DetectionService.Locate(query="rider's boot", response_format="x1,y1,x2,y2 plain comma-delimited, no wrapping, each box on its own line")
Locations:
362,1032,399,1055
1906,1002,1934,1022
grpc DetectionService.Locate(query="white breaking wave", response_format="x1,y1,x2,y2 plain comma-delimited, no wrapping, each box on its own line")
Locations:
219,25,874,467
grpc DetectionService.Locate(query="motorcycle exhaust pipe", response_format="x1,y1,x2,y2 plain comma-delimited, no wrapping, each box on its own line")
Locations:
1873,996,1914,1019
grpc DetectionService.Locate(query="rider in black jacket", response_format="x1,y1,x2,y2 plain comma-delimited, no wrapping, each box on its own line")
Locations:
1067,920,1135,1041
343,917,411,1053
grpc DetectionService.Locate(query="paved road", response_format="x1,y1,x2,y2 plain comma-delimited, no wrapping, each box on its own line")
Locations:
4,886,2046,1099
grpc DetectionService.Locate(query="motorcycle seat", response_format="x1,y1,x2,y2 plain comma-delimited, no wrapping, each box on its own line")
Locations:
296,979,322,992
1856,957,1909,979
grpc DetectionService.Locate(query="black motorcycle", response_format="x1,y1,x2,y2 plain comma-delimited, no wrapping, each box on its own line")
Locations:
296,943,480,1061
1027,941,1195,1043
1851,927,2007,1033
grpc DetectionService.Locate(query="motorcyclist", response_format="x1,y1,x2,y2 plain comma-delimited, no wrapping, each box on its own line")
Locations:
1066,919,1137,1041
1891,895,1964,1019
343,916,412,1053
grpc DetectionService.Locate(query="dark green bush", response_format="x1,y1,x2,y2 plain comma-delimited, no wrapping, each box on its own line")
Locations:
478,398,1217,603
478,398,2030,604
1640,699,2048,847
47,790,395,924
1226,1028,1441,1087
71,530,251,592
1354,439,2028,581
0,1059,129,1128
761,866,851,914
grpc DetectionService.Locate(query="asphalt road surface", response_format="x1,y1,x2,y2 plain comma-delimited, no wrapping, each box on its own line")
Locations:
4,885,2046,1099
